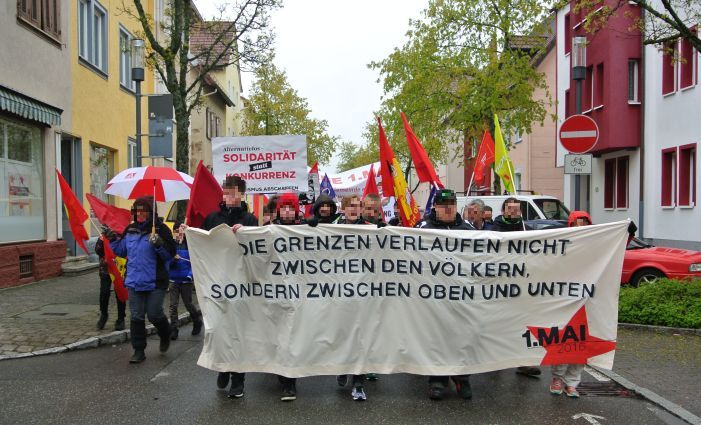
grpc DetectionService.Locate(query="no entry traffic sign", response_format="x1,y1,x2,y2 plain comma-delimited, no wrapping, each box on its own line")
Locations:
559,115,599,154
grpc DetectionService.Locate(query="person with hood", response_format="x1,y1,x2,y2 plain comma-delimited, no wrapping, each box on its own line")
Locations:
267,192,303,401
109,196,176,364
167,221,203,341
415,189,474,400
306,194,339,227
199,175,258,398
549,210,594,398
492,197,531,232
94,230,126,331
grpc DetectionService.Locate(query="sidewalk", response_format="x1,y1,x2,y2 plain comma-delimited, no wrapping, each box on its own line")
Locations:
0,271,191,358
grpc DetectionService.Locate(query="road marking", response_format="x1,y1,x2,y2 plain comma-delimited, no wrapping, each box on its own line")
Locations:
150,371,170,382
573,413,606,424
584,366,611,382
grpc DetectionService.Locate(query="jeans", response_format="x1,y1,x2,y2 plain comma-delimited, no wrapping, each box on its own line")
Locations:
552,364,584,388
128,287,167,323
169,282,198,326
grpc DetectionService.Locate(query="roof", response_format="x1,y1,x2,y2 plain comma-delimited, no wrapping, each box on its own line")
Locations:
190,21,236,68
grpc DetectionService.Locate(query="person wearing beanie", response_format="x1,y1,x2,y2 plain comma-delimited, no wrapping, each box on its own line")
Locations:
109,196,176,364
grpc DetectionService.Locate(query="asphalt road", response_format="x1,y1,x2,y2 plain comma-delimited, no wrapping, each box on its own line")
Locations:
0,323,690,425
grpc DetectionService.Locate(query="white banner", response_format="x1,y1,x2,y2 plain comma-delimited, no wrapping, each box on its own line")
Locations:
318,162,382,197
187,221,628,377
212,135,307,193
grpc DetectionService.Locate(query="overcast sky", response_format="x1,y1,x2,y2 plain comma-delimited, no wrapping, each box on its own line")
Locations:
195,0,429,172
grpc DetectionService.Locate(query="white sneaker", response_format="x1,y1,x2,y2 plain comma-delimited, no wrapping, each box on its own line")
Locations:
352,386,367,401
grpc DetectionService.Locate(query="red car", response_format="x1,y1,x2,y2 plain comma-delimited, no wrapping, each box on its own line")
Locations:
623,237,701,286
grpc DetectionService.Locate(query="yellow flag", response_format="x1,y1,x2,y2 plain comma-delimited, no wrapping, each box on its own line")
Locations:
494,114,515,194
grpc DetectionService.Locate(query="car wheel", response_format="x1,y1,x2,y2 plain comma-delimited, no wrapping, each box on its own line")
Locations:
630,268,665,287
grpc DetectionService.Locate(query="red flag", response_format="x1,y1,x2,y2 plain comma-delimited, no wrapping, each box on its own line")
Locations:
56,169,90,254
362,164,380,199
100,235,128,302
474,131,496,184
378,117,421,227
186,161,223,228
309,162,319,174
401,112,444,188
86,193,131,234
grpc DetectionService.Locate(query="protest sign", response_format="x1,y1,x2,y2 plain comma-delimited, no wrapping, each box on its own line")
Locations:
187,221,628,377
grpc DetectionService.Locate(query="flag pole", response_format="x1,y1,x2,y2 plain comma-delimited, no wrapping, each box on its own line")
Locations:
466,171,475,196
152,181,156,235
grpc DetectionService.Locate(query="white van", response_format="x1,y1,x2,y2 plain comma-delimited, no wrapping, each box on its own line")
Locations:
456,195,571,223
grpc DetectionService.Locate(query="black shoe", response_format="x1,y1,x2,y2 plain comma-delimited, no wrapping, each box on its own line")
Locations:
281,382,297,401
96,314,108,330
516,366,542,377
170,327,179,341
114,320,125,331
452,377,472,399
217,372,230,389
429,385,445,400
228,376,244,398
337,375,348,387
129,350,146,363
191,318,203,336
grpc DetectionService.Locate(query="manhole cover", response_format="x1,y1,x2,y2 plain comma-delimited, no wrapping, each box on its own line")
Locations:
577,382,636,397
15,304,96,320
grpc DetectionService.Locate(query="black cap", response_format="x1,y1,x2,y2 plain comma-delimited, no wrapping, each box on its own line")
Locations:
434,189,456,204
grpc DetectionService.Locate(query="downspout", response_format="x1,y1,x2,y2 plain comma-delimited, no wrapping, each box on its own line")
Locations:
638,6,646,239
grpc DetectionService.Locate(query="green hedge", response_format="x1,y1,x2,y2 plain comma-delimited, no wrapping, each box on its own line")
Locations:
619,278,701,329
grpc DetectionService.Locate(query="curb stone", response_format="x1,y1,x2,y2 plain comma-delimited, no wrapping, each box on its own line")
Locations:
618,322,701,336
0,312,193,361
592,366,701,425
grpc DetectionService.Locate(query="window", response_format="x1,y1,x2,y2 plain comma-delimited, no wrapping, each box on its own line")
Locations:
119,27,134,91
0,117,46,243
564,13,571,55
205,108,211,139
628,59,640,102
583,66,593,110
565,89,571,117
127,138,136,168
680,31,697,89
89,144,114,205
594,63,604,107
604,156,629,209
679,144,697,206
17,0,61,41
513,131,523,144
661,148,677,206
215,116,221,138
662,41,677,95
616,156,629,208
604,158,616,208
78,0,108,74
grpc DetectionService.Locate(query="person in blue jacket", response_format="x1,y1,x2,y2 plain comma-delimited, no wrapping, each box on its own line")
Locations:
110,196,176,364
168,220,202,340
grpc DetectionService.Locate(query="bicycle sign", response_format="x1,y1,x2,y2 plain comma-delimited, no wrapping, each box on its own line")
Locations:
564,154,592,175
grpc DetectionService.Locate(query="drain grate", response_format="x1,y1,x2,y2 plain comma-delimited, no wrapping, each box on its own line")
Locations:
19,255,34,278
577,381,636,397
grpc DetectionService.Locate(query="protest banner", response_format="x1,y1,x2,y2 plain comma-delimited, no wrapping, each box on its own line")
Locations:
187,220,628,378
212,135,307,193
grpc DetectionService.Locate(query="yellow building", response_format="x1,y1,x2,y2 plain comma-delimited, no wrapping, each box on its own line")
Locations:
66,0,155,245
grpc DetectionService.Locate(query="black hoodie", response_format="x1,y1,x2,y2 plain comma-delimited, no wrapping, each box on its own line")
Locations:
309,194,339,225
202,201,258,230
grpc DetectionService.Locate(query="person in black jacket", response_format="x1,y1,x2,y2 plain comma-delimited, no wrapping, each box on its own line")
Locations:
110,196,177,364
306,194,339,227
388,202,401,226
492,197,531,232
95,233,126,331
200,175,258,398
415,189,474,400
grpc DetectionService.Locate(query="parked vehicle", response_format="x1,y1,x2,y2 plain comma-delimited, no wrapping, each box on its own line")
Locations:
456,195,570,223
623,237,701,286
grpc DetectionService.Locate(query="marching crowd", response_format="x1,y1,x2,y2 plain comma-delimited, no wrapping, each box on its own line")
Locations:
97,175,614,403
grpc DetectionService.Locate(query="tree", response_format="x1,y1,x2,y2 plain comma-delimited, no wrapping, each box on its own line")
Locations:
361,0,554,173
241,58,338,165
125,0,281,172
575,0,701,51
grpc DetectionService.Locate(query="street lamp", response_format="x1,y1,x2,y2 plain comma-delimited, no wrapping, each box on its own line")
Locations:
571,36,587,210
131,38,145,167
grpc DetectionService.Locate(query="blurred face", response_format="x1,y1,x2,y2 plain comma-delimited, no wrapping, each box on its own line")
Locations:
468,205,483,224
319,204,332,217
573,217,590,227
503,202,522,219
223,187,243,207
484,209,493,220
362,199,381,220
172,226,184,242
345,199,362,221
262,212,274,225
435,202,457,223
394,203,400,217
134,205,150,223
279,205,297,223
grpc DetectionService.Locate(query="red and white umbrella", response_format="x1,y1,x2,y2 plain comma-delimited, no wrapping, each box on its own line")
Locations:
105,166,193,201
